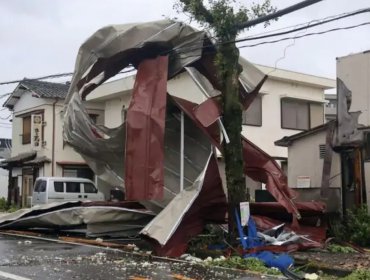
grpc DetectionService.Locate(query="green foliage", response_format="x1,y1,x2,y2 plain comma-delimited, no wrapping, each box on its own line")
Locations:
341,269,370,280
345,206,370,246
329,206,370,247
0,197,7,210
326,244,356,254
175,0,276,39
209,256,281,275
0,197,19,213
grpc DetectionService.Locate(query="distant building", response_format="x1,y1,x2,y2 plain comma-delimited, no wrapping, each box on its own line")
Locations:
0,80,105,207
325,93,337,122
0,138,11,159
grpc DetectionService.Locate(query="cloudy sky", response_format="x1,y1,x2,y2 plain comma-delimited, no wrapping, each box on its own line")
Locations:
1,0,369,138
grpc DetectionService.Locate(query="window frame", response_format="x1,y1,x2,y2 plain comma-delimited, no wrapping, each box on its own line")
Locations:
22,116,31,144
281,98,310,131
242,95,263,127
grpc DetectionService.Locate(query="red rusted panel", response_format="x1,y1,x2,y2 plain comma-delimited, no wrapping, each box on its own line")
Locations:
124,56,168,200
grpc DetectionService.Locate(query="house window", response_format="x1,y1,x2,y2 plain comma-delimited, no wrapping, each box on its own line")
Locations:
62,165,95,181
281,99,323,130
242,96,262,126
22,116,31,144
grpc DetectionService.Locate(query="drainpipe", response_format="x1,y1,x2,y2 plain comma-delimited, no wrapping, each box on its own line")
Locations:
52,98,58,176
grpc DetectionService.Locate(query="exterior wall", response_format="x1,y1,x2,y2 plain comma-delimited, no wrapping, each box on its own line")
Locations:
287,131,341,212
337,51,370,126
91,70,331,159
243,78,325,158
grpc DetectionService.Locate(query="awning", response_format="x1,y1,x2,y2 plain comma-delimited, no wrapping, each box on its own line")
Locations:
24,156,51,165
0,151,36,168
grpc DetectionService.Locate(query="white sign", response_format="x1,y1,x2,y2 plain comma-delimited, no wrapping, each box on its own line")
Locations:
240,201,250,226
297,176,311,188
31,114,42,151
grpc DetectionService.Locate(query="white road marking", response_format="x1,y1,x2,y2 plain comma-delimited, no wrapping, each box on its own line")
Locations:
0,270,32,280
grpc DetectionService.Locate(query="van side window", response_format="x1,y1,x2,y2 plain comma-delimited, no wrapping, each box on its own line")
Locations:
34,180,46,192
66,182,81,193
54,182,64,193
84,183,98,193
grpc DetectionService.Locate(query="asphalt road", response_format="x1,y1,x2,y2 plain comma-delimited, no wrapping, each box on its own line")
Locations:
0,233,279,280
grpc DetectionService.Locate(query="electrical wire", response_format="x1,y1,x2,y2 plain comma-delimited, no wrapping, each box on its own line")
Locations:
238,21,370,49
168,7,370,56
0,8,369,87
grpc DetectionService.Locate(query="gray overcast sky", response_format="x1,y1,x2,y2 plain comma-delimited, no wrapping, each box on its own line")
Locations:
1,0,370,138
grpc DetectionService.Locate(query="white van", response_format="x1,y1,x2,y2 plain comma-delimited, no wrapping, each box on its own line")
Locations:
32,177,105,205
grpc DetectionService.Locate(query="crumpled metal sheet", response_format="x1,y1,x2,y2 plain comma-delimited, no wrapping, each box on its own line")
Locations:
0,202,155,237
334,78,363,148
63,20,208,189
62,19,300,255
142,153,227,257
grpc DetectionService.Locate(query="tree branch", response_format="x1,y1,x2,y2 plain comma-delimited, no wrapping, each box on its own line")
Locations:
178,0,214,25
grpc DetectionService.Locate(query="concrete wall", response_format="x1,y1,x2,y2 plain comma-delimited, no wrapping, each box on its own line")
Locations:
244,78,325,158
287,130,341,212
337,51,370,126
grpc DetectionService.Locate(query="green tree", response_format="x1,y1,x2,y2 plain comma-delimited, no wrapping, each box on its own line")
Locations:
175,0,276,238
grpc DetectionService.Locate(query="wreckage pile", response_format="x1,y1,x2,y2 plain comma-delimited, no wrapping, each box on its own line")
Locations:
0,20,335,278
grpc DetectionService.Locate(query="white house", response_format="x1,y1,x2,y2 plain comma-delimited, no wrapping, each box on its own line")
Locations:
87,60,335,195
0,79,105,207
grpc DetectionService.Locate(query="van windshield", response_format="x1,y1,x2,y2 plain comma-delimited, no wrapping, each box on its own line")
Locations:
34,180,46,192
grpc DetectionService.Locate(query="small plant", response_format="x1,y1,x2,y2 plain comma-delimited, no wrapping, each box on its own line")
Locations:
327,244,356,254
329,206,370,247
208,256,281,275
0,197,7,210
341,269,370,280
345,206,370,247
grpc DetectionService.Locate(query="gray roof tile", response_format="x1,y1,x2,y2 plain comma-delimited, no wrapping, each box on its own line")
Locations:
20,79,69,99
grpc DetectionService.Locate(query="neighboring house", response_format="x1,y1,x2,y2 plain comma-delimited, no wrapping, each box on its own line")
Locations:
0,138,11,199
275,123,342,212
0,79,104,207
275,123,370,213
87,60,335,196
325,93,337,122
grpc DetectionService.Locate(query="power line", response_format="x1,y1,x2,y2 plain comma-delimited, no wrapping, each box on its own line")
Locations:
0,67,136,86
237,0,325,29
238,21,370,49
0,8,368,87
170,7,370,56
235,8,370,44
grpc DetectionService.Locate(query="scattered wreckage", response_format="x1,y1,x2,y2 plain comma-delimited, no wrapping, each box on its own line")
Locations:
0,20,327,264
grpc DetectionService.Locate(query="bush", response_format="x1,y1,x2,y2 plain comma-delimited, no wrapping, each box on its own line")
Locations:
345,206,370,247
329,206,370,247
0,197,7,211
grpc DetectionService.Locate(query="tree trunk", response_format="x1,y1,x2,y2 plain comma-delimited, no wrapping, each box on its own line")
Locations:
218,39,246,240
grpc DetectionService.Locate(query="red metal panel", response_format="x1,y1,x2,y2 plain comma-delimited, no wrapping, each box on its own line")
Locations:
124,56,168,200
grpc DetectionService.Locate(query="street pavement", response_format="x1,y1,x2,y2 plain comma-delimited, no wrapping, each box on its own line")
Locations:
0,233,281,280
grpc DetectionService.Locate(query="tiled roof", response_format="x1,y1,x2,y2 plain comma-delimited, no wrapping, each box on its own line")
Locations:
19,79,69,99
